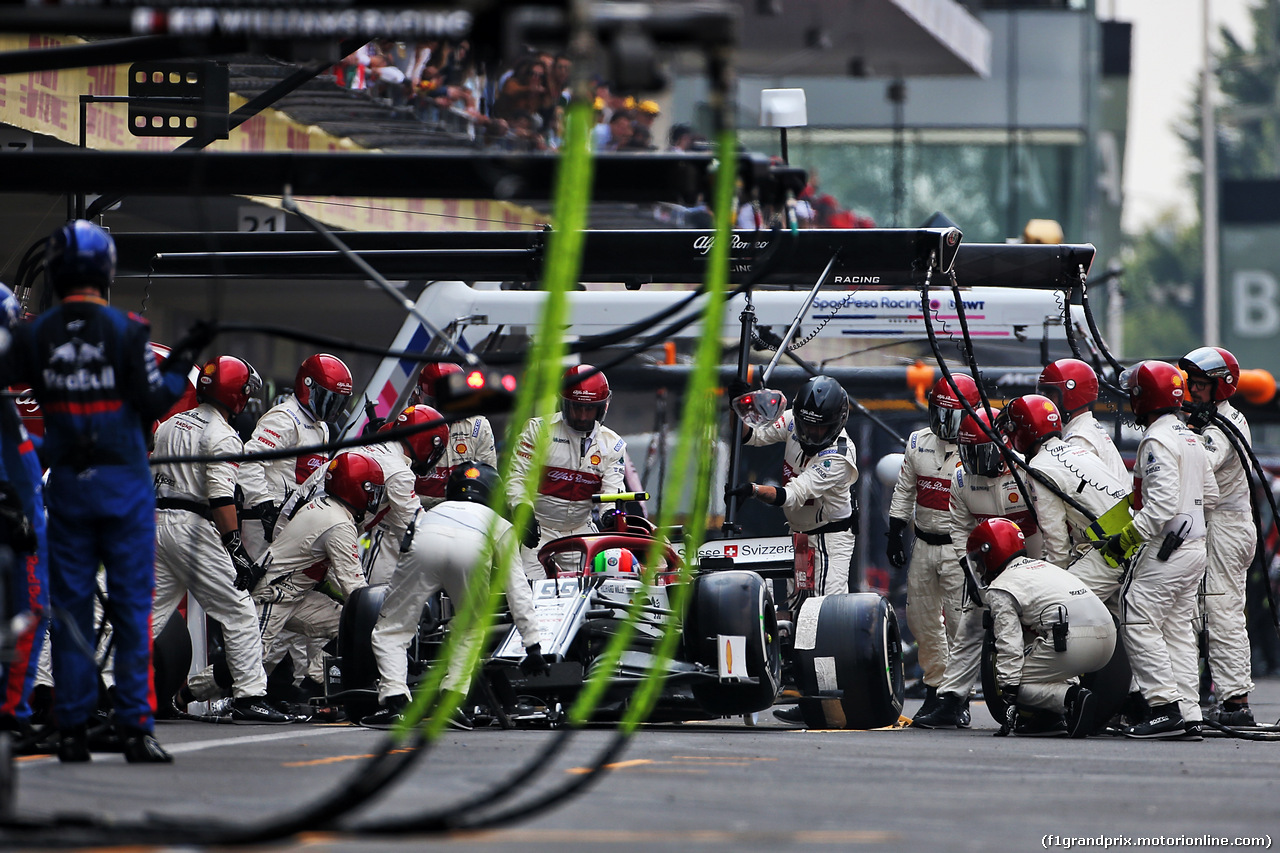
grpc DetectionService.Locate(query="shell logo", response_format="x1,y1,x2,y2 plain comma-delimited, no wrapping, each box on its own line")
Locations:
455,442,468,454
725,638,733,673
590,454,601,465
1009,492,1020,502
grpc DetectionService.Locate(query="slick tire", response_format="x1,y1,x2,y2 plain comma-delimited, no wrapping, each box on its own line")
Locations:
683,571,781,715
338,583,389,719
1079,615,1131,733
981,624,1005,723
793,593,904,729
153,610,193,714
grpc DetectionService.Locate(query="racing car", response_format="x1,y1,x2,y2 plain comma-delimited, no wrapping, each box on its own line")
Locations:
326,495,904,730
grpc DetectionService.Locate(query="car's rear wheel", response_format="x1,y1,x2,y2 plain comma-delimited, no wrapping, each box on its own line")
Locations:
683,571,781,715
338,583,389,719
793,593,904,729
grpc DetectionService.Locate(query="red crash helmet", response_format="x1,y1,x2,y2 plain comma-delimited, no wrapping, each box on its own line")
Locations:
966,518,1027,584
957,408,1006,477
1005,394,1063,454
929,375,979,442
561,364,610,432
197,356,261,416
1178,346,1239,401
1037,358,1098,421
415,362,464,408
325,452,385,522
296,354,353,422
1120,361,1185,418
382,404,448,474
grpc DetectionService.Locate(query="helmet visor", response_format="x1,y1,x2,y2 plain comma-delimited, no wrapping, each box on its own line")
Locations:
363,480,386,512
311,385,351,423
562,400,606,432
795,416,841,450
1035,383,1064,411
929,406,965,442
959,441,1005,477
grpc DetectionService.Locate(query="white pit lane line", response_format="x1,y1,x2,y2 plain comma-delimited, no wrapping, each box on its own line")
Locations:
17,725,357,766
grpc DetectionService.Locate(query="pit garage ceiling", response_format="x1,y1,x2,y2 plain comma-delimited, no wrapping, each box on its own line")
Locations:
732,0,991,78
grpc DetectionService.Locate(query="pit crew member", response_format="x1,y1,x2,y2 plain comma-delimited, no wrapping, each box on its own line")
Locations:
363,462,546,728
970,518,1115,738
911,408,1043,729
1180,346,1256,727
886,375,978,718
154,356,288,724
1111,361,1216,739
1005,394,1131,610
1037,358,1126,481
1,221,197,763
507,365,627,582
409,362,497,509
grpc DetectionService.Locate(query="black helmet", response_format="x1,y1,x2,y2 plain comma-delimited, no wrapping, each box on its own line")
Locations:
445,460,500,505
792,375,849,454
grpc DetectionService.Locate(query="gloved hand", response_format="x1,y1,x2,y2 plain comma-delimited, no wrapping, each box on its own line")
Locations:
518,642,551,677
223,530,264,591
1101,522,1141,566
885,517,908,569
998,683,1021,709
0,480,36,554
726,378,751,400
517,507,540,550
168,320,218,368
724,482,755,505
252,501,280,543
1184,402,1214,432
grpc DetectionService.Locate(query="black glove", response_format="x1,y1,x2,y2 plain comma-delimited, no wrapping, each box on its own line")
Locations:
1184,401,1214,432
168,320,218,368
885,517,908,569
518,508,540,550
726,378,751,400
0,481,36,554
724,482,755,505
998,683,1021,708
361,397,387,437
223,530,264,591
518,643,551,676
252,501,280,544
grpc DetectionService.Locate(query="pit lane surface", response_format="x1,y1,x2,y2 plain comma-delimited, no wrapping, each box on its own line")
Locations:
12,678,1280,852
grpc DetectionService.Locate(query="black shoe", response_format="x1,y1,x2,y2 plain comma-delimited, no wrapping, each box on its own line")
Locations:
1217,702,1255,727
446,708,474,731
121,730,173,763
1014,710,1068,737
772,705,805,727
360,695,409,729
956,697,971,729
1178,720,1204,742
916,686,940,719
1066,687,1097,739
56,725,90,763
230,695,292,724
1124,703,1185,739
911,692,963,729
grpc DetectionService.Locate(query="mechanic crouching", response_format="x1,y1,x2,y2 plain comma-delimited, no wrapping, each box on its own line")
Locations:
251,453,379,703
968,518,1115,738
364,462,547,729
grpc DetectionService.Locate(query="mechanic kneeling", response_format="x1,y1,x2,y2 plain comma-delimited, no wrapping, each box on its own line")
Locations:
363,461,546,729
968,518,1115,738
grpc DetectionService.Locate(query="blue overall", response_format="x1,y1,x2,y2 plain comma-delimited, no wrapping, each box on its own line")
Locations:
4,296,187,733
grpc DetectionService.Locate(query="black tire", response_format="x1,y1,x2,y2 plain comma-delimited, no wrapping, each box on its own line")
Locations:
683,571,782,715
153,610,192,712
793,593,904,729
981,623,1005,723
1080,615,1130,733
338,583,389,716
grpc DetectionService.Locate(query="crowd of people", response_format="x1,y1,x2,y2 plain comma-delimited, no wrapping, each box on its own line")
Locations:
0,218,1268,767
